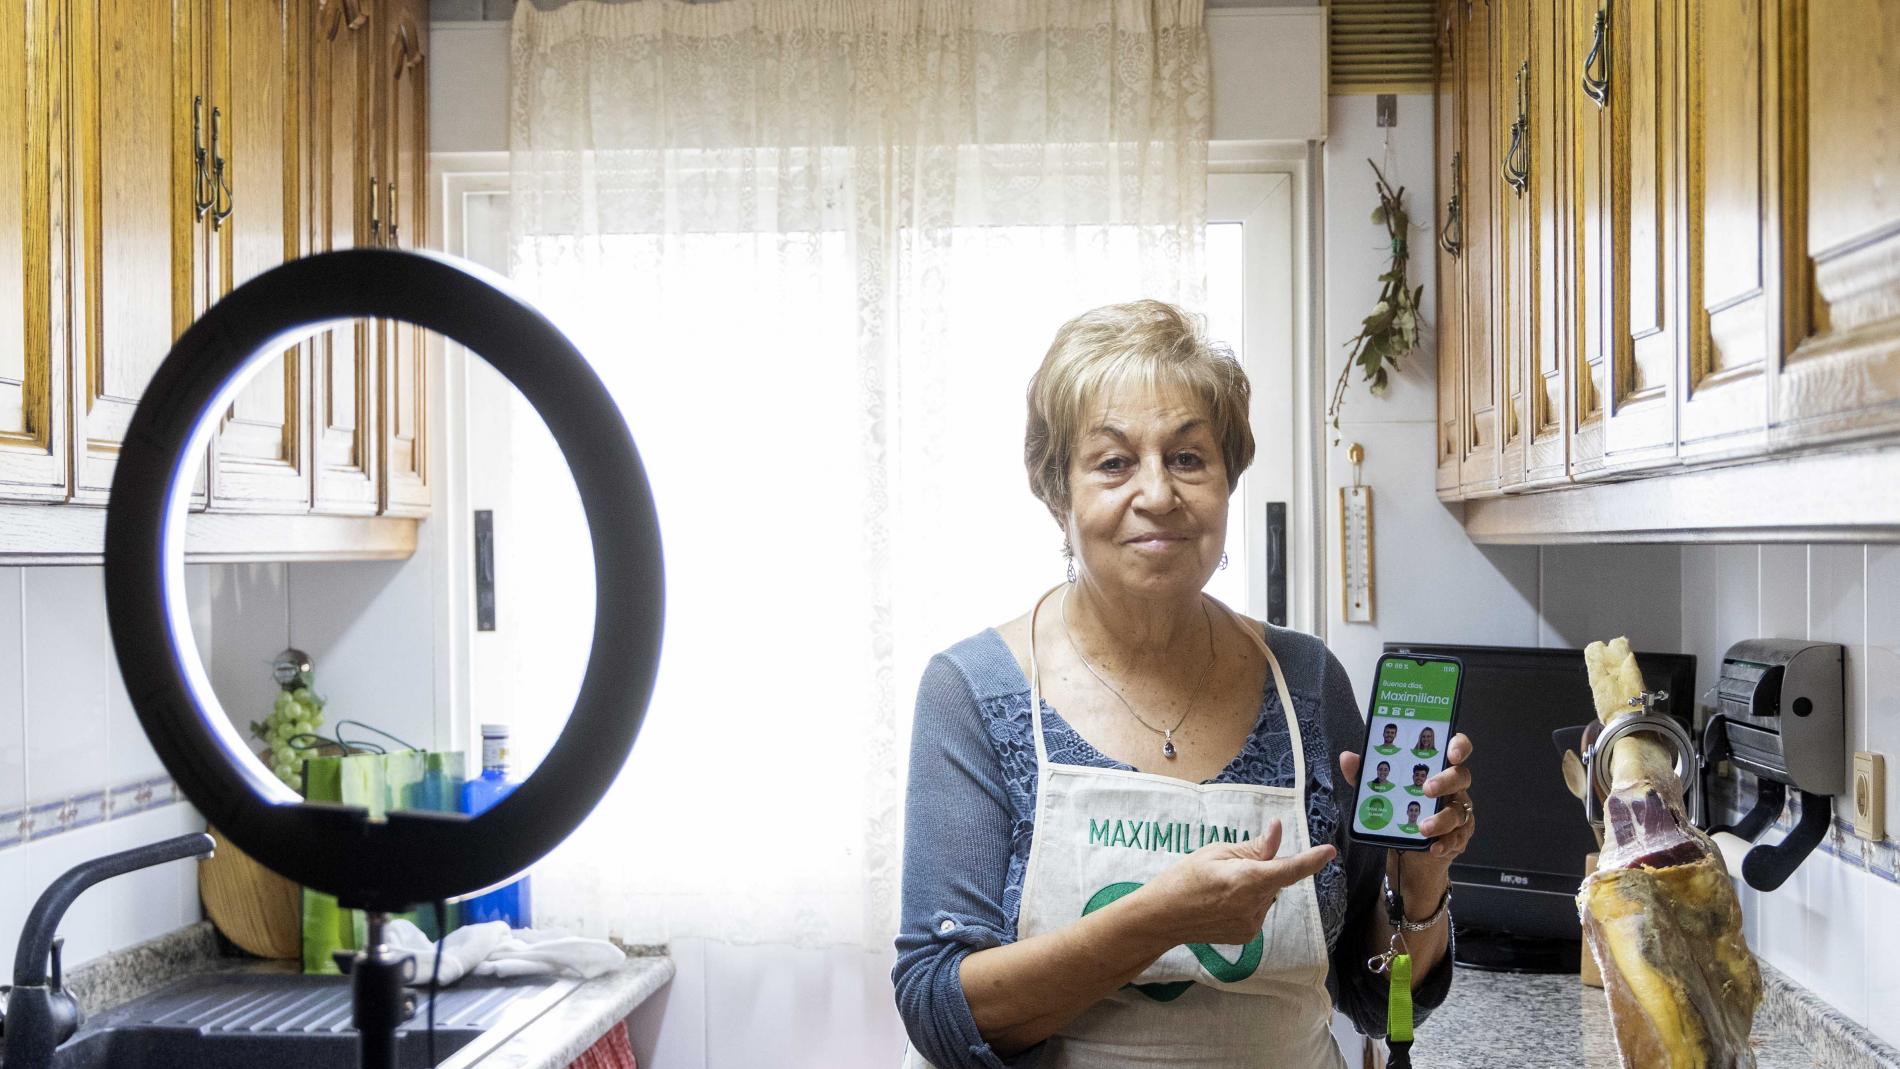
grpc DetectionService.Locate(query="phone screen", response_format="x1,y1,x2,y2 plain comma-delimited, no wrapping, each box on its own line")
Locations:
1353,655,1462,845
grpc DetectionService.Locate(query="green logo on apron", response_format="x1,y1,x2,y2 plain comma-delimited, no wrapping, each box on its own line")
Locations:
1082,881,1265,1002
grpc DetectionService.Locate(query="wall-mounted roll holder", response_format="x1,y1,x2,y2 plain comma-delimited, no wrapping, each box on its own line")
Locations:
1700,639,1845,893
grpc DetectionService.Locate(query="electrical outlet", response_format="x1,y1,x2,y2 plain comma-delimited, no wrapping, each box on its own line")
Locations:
1852,751,1885,840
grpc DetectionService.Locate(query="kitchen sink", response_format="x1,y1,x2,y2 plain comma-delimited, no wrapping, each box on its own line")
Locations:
41,969,579,1069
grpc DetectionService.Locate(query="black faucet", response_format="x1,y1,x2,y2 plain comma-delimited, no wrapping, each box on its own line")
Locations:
1,832,214,1068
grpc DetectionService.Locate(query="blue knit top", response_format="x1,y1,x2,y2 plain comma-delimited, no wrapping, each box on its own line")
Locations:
891,623,1453,1068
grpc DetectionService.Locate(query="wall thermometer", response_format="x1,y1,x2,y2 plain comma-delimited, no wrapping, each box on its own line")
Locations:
1340,443,1375,623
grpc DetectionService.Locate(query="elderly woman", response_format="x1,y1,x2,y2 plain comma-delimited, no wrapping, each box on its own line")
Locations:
893,301,1477,1068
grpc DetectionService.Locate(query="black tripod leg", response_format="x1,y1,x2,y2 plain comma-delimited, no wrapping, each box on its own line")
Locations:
353,912,414,1069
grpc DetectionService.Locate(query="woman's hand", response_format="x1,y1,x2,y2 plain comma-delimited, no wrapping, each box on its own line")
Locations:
1139,819,1336,946
1340,732,1477,904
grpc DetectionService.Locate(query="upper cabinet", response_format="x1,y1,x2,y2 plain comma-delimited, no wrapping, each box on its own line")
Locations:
206,0,309,513
0,0,66,501
67,0,197,503
1433,1,1464,499
1775,1,1900,445
1435,0,1900,540
0,0,431,560
309,0,377,515
376,0,428,517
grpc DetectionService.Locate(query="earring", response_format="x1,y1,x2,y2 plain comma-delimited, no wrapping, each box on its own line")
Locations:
1063,540,1076,584
1219,552,1229,570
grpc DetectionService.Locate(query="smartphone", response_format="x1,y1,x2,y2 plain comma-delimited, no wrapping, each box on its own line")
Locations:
1348,653,1464,850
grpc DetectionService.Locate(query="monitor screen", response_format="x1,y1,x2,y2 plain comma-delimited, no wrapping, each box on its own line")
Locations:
1381,642,1696,943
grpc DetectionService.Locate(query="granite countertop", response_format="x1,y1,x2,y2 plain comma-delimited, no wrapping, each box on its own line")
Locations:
61,922,673,1069
1411,961,1900,1069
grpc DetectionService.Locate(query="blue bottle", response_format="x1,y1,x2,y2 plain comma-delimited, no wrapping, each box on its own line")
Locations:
459,724,533,928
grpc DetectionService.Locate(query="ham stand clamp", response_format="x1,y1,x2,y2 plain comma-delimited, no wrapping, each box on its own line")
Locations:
1582,691,1704,831
101,249,665,1069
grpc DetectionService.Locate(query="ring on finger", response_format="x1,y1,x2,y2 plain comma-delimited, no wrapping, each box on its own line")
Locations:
1454,798,1473,827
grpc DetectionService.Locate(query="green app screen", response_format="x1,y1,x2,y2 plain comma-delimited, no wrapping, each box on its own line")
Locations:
1355,657,1459,839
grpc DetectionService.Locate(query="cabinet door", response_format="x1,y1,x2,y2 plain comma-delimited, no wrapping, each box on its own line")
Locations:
68,0,199,501
377,0,427,516
1522,0,1569,485
1434,0,1464,499
308,0,376,513
1774,0,1900,443
1458,0,1502,495
207,0,307,511
1568,0,1609,476
1677,0,1775,459
0,0,67,500
1494,0,1529,490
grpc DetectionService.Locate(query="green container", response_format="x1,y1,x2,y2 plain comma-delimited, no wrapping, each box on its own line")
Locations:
301,750,467,974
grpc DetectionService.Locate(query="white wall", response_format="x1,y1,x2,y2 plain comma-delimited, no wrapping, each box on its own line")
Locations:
1682,544,1900,1043
1317,94,1685,702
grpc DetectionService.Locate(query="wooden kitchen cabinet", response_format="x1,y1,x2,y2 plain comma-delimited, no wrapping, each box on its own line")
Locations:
1457,0,1502,497
1676,0,1777,460
375,0,429,517
1433,1,1464,499
1494,0,1570,490
0,0,430,560
0,0,67,501
66,0,199,503
308,0,378,515
205,0,310,512
1567,0,1609,478
1774,0,1900,446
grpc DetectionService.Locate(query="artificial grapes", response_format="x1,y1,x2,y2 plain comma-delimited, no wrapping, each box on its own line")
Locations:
250,671,327,792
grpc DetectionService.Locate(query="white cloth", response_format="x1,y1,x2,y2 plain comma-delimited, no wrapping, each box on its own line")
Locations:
902,588,1342,1069
385,919,626,987
507,0,1210,952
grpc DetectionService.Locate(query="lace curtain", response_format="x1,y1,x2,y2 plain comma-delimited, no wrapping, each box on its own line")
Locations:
508,0,1209,951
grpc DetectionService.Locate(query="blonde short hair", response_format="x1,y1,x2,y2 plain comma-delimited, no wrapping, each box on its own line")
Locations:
1024,300,1254,519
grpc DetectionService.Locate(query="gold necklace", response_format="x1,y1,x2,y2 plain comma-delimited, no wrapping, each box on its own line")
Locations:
1059,586,1215,760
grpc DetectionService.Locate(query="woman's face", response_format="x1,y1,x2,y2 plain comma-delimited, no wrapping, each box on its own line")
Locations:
1419,728,1435,748
1065,381,1228,600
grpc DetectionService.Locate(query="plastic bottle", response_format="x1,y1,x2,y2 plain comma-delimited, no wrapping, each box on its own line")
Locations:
459,724,533,928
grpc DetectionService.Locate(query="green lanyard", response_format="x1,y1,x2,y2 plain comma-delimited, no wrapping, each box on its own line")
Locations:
1370,874,1416,1068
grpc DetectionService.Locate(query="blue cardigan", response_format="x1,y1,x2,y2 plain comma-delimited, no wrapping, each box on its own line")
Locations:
891,624,1453,1068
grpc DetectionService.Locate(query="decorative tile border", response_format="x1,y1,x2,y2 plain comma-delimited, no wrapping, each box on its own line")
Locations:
0,775,182,851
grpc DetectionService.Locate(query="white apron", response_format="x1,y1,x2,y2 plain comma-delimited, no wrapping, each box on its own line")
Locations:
903,588,1343,1069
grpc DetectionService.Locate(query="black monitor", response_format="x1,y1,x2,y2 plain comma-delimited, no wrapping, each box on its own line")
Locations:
1381,641,1696,972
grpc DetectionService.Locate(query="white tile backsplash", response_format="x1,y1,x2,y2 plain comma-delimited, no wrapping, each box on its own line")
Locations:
22,568,110,803
1538,544,1683,651
0,568,24,814
1865,871,1900,1048
1685,541,1900,1031
1759,544,1810,641
1867,547,1900,814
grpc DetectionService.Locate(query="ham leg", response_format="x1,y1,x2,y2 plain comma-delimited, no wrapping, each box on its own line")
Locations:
1579,637,1762,1069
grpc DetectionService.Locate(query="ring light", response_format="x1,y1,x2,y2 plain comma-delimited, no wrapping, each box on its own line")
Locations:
104,249,664,913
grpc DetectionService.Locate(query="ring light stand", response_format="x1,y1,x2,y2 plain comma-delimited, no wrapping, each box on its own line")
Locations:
102,249,665,1069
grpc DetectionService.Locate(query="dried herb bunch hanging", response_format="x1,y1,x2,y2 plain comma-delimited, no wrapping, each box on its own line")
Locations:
1328,159,1425,439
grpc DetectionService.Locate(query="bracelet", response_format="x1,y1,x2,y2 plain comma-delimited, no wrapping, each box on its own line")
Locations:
1383,872,1450,932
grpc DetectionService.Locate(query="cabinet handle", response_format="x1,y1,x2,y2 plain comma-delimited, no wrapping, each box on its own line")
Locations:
209,106,234,229
1582,5,1611,107
191,97,214,220
368,176,381,245
1439,152,1464,257
1502,62,1530,197
387,181,399,247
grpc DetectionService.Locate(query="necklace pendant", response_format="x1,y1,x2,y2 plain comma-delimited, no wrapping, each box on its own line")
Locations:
1162,732,1177,760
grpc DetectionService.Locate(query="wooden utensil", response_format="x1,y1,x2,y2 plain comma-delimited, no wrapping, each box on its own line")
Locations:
199,826,301,959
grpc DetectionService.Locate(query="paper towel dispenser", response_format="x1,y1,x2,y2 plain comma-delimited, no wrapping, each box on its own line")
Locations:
1712,639,1845,794
1703,638,1845,892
